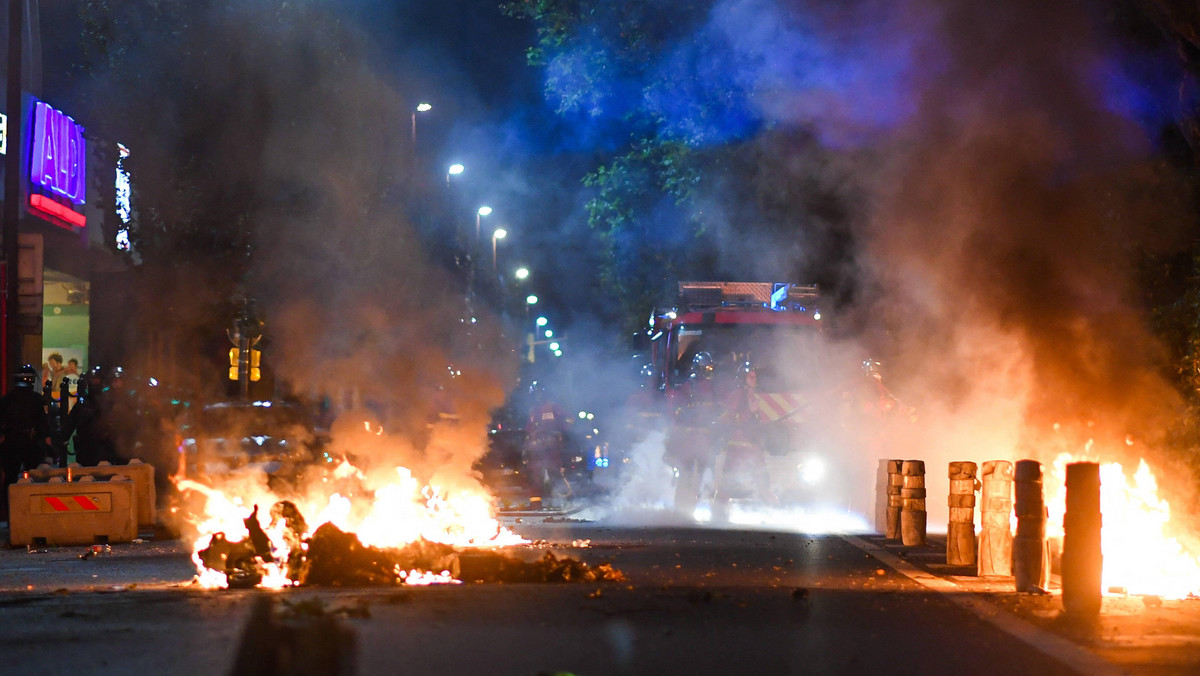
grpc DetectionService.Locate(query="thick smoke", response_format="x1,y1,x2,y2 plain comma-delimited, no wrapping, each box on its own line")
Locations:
787,0,1190,521
849,0,1192,514
79,2,518,487
73,0,1199,528
554,0,1196,527
227,8,514,482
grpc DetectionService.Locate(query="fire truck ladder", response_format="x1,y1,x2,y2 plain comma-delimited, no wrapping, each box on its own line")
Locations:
677,282,819,312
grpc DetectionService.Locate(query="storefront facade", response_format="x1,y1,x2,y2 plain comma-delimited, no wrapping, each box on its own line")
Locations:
2,2,127,392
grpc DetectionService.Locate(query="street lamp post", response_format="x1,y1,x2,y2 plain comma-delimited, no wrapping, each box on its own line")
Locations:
447,163,464,186
491,227,508,272
411,102,432,148
476,205,492,240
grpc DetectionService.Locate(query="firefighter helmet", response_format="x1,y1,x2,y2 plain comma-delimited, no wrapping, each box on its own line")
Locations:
13,363,36,386
689,352,714,380
734,360,758,387
862,358,883,381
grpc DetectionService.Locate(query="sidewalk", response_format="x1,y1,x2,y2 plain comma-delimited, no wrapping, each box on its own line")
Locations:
850,532,1200,675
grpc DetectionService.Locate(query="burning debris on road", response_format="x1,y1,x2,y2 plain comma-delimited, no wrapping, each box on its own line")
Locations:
193,498,623,589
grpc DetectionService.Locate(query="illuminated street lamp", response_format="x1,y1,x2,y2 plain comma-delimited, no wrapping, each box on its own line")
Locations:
535,316,548,326
476,205,492,240
526,294,539,306
411,102,432,147
491,227,507,271
515,267,530,281
447,163,464,185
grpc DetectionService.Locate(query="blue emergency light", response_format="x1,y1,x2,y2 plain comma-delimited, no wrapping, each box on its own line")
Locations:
770,283,789,311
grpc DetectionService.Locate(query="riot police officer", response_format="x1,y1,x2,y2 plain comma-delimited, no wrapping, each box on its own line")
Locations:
1,364,52,498
65,366,117,467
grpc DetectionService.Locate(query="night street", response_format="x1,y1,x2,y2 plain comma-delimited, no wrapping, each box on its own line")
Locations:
2,519,1197,675
5,2,1200,676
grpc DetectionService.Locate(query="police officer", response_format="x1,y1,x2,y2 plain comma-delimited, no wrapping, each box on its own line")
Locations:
1,364,52,498
65,366,117,467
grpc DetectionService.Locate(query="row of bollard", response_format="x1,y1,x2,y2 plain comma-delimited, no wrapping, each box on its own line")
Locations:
880,458,1103,614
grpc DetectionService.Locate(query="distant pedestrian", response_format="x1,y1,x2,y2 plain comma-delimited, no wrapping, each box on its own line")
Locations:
64,359,80,387
41,353,65,396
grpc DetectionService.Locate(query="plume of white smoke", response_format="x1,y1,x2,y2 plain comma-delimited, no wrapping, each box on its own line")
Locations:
582,0,1194,530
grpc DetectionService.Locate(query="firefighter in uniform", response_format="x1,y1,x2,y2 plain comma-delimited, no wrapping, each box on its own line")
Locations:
1,365,52,501
847,358,911,455
664,352,720,516
711,362,778,520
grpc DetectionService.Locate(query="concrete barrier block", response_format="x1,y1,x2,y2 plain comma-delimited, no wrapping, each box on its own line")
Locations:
29,459,156,529
8,474,137,546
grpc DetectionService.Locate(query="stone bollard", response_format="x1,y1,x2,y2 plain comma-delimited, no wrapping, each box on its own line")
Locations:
978,460,1013,577
1062,462,1102,615
946,461,979,566
884,459,903,540
1013,459,1050,592
900,460,927,546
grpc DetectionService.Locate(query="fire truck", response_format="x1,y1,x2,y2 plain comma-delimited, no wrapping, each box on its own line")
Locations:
642,282,896,517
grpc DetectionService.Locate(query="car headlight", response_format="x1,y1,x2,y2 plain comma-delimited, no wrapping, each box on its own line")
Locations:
799,457,826,484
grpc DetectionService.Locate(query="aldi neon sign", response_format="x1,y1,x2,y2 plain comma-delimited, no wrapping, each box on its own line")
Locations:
30,101,85,205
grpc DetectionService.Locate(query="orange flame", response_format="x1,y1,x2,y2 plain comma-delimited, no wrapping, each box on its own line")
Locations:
1047,452,1200,599
176,457,526,589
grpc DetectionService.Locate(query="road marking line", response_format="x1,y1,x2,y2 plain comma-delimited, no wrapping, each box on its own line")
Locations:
842,535,1130,676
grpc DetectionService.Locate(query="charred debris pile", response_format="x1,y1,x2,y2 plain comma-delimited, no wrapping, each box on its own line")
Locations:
197,501,624,588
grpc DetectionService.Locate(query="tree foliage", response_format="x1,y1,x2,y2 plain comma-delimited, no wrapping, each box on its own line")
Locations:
1116,1,1200,405
503,0,862,331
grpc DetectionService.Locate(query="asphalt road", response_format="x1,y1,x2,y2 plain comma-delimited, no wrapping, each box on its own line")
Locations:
0,521,1196,675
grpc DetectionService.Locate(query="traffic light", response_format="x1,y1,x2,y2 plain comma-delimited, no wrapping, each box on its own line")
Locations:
228,347,262,381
